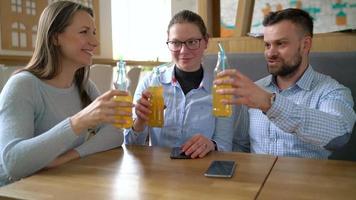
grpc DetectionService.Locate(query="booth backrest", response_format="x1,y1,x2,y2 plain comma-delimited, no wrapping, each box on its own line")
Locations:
203,52,356,161
89,64,113,94
203,52,356,106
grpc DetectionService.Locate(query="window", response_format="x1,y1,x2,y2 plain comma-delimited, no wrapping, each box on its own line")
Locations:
48,0,93,8
26,0,36,15
111,0,171,62
11,0,22,13
11,22,27,48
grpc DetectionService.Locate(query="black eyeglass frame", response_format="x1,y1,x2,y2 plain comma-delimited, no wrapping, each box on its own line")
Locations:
166,38,203,51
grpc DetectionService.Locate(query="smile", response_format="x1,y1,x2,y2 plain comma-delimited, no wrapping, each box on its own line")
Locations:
83,49,94,56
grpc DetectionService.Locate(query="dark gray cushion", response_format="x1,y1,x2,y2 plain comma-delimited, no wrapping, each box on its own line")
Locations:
203,52,356,161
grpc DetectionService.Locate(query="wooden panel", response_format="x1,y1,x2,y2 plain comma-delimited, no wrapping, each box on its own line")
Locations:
198,0,221,37
0,0,100,54
0,55,164,68
206,33,356,54
92,0,100,55
0,1,47,51
234,0,255,37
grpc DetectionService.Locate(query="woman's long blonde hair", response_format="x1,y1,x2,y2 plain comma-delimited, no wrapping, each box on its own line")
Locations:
19,1,93,108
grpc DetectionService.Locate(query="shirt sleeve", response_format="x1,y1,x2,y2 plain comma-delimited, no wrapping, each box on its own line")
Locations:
0,75,79,182
266,87,356,149
232,105,250,152
212,106,238,151
75,80,124,157
75,124,123,157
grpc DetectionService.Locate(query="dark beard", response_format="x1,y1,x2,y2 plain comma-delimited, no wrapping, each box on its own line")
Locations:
267,52,302,78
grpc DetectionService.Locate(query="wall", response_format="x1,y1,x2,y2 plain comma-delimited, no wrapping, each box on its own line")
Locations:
197,0,356,54
0,0,113,66
97,0,112,59
171,0,197,15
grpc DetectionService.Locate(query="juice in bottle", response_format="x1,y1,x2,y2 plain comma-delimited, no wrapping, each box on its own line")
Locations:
212,43,232,117
212,78,232,117
147,67,164,127
147,86,164,127
113,95,133,128
113,60,133,128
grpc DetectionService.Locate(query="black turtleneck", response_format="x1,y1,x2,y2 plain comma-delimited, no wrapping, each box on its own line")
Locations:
174,65,204,95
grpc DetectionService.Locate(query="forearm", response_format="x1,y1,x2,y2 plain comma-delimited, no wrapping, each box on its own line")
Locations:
124,126,149,145
75,125,123,157
132,118,146,132
45,149,80,169
1,119,79,180
267,95,356,147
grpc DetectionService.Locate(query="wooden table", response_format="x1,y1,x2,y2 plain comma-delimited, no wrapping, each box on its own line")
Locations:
0,145,277,200
257,157,356,200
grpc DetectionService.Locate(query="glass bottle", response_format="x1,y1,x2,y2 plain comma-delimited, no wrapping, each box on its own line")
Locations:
113,60,133,128
212,44,232,117
147,67,164,127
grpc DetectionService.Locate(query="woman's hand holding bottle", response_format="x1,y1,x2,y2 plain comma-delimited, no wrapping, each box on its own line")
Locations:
133,67,164,132
132,90,152,132
70,90,133,135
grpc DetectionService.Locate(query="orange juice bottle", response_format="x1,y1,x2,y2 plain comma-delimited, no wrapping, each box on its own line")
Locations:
212,43,232,117
147,67,164,127
113,60,133,128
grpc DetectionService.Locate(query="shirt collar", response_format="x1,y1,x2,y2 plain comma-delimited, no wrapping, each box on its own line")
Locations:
264,65,315,91
295,65,314,91
160,63,213,92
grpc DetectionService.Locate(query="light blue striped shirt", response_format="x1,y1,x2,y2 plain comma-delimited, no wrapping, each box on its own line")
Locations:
124,64,234,151
233,66,356,159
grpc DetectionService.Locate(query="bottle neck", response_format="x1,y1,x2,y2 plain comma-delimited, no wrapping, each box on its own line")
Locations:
150,68,161,87
116,68,127,91
215,53,228,73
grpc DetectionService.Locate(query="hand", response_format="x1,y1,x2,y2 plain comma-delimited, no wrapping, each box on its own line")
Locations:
45,149,80,169
214,69,273,112
132,90,152,132
70,90,133,134
181,134,215,158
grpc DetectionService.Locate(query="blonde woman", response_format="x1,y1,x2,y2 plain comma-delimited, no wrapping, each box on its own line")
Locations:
0,1,131,186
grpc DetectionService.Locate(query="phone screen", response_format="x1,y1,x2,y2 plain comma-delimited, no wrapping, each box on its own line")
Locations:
170,147,191,159
204,160,236,178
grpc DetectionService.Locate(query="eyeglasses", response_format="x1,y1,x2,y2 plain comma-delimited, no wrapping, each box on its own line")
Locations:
166,38,203,51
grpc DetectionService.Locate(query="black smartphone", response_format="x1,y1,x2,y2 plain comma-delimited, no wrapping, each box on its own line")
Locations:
204,160,236,178
170,147,191,159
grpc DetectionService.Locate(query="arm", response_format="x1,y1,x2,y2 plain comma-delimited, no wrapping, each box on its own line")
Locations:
75,124,123,157
267,88,355,149
45,149,80,169
215,69,356,149
0,75,79,181
73,81,126,157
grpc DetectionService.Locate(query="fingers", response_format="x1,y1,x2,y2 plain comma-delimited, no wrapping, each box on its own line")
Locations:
214,69,252,87
181,135,200,152
134,97,151,121
141,90,152,99
190,143,211,158
181,134,214,159
99,90,130,101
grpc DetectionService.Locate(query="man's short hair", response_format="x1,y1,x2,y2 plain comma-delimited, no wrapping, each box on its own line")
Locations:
263,8,313,37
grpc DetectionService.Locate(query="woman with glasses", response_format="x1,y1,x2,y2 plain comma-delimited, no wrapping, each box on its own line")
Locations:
124,10,234,158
